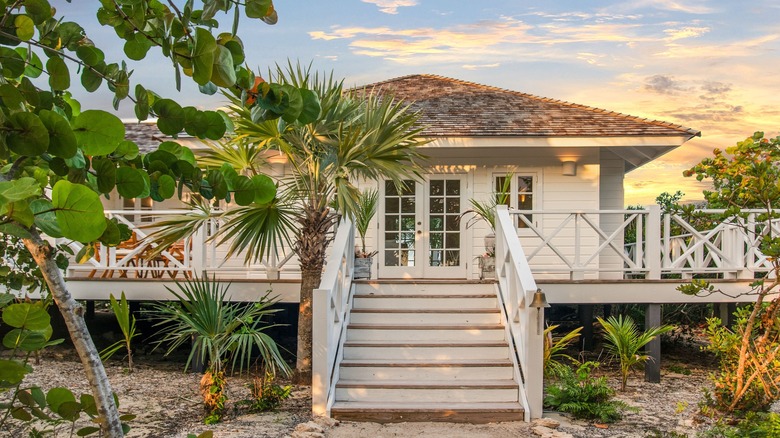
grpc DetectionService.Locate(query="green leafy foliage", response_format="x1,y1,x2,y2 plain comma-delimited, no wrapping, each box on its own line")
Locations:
147,276,289,376
681,133,780,415
544,362,631,423
703,306,780,413
99,292,140,372
244,371,292,412
147,276,289,423
543,324,582,377
354,189,378,257
598,315,674,391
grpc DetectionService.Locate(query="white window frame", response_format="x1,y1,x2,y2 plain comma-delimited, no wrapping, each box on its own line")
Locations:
492,172,541,231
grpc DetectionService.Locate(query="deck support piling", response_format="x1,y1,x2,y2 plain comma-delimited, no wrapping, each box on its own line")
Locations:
85,300,95,320
644,303,662,383
578,305,594,351
717,302,736,327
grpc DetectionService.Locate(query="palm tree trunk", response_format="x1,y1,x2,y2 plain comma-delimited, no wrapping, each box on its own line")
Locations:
23,231,123,437
293,205,334,384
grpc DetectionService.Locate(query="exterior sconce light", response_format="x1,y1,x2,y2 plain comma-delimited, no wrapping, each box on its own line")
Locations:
529,288,550,334
562,161,577,176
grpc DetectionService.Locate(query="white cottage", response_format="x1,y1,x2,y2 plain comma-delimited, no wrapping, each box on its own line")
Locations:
68,75,774,422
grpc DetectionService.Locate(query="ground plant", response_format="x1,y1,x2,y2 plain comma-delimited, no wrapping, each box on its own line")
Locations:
680,132,780,414
0,1,315,435
243,370,293,412
543,324,582,377
99,292,139,372
146,276,289,423
598,315,675,391
544,361,631,423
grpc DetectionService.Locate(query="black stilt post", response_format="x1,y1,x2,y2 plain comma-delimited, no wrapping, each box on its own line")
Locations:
645,303,662,383
579,304,594,351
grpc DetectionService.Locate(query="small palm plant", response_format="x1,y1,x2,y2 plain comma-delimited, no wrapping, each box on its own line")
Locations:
459,173,512,231
147,276,289,423
598,315,674,391
354,189,378,258
544,324,583,377
100,292,140,372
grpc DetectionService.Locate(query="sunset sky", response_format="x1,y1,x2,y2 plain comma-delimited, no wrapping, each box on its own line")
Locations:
60,1,780,205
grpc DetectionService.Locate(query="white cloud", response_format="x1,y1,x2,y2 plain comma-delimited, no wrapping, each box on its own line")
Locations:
664,26,710,40
612,0,715,14
361,0,417,15
462,63,501,70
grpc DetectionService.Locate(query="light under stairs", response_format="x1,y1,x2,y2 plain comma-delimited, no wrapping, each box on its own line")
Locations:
330,281,524,423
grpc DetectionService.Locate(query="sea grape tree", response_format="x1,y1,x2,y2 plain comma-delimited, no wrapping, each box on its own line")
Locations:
0,1,319,436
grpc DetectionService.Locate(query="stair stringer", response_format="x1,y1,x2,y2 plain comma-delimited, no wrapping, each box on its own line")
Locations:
323,282,356,417
494,282,531,421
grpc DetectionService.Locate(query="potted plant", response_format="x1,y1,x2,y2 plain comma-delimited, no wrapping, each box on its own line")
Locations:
459,174,512,279
354,189,378,279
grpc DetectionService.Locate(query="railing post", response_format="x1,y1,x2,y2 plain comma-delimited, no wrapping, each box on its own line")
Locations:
646,205,661,280
572,213,584,280
312,286,328,416
191,221,206,277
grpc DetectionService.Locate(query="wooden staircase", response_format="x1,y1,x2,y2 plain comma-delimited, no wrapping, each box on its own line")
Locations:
330,281,524,423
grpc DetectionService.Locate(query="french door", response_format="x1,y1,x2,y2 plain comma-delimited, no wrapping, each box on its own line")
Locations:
378,175,467,278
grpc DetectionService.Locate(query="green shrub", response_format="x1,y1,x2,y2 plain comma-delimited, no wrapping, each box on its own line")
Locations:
244,371,292,412
543,324,582,377
598,315,674,391
699,412,780,437
544,362,631,423
703,305,780,413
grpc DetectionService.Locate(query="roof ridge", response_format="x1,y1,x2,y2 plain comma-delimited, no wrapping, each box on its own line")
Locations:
357,74,700,137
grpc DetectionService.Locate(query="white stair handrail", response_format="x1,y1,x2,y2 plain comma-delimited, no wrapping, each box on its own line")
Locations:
495,205,543,420
312,217,355,417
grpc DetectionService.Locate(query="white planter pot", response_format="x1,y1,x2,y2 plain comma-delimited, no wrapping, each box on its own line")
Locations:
354,257,373,279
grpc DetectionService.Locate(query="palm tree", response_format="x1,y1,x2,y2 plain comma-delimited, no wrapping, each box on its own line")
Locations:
598,315,674,391
149,64,427,383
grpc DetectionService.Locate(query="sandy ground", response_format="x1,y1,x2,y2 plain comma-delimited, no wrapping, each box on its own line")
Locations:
1,345,716,438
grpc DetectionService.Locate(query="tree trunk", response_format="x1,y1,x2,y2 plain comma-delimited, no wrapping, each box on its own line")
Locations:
292,205,333,384
294,266,322,384
23,231,124,437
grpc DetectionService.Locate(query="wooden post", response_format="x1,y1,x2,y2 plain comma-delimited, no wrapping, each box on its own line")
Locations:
85,300,95,320
717,302,736,328
644,303,662,383
579,304,594,351
645,205,661,280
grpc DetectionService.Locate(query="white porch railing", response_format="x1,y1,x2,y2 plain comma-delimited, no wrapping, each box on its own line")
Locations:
63,210,297,280
311,218,355,417
514,206,777,280
495,205,543,420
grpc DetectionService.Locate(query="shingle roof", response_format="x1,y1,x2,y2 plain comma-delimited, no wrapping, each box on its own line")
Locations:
357,74,700,138
124,122,165,153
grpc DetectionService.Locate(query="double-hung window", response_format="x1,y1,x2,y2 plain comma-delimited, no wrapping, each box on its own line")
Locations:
494,174,536,229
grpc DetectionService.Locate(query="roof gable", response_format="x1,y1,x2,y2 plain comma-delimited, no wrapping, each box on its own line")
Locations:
357,74,699,139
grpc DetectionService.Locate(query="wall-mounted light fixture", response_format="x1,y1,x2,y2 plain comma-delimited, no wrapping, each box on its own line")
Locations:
562,161,577,176
529,288,551,334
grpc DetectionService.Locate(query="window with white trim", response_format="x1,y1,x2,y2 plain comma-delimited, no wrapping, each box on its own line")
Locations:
122,197,154,223
494,174,537,229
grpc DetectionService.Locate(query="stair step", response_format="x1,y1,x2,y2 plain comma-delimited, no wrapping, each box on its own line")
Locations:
350,309,500,324
346,324,506,341
342,340,509,360
331,401,524,423
355,283,495,297
353,295,497,310
339,359,513,380
335,379,519,403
